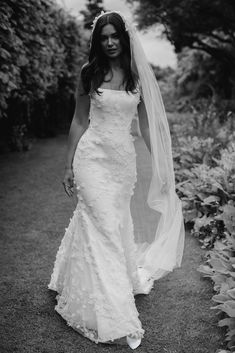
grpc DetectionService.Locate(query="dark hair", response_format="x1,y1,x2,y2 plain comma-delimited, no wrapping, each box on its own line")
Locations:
81,12,138,95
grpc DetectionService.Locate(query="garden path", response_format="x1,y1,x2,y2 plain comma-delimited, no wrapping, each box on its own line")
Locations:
0,135,224,353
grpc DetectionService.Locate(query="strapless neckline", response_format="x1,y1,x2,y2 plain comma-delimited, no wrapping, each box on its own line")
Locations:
98,87,126,92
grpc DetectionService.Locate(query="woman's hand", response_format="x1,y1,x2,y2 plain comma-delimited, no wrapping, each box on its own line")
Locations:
62,167,74,197
161,181,169,194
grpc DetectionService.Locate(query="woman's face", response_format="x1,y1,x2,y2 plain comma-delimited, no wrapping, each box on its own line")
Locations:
100,24,122,59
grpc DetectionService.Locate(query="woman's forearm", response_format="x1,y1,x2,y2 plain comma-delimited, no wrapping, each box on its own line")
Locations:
141,126,151,154
65,118,88,170
137,98,151,154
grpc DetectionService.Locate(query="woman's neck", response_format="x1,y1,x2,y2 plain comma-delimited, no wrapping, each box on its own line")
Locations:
109,57,121,70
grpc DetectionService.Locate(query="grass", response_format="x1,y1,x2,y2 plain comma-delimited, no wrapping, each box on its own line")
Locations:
0,134,225,353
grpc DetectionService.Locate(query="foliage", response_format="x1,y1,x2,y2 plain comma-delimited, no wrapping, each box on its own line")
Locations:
128,0,235,99
171,97,235,144
177,144,235,242
80,0,104,29
8,124,31,152
129,0,235,53
149,64,176,112
0,0,88,146
174,48,217,99
175,47,235,102
151,64,175,81
199,230,235,351
171,100,235,351
173,102,235,248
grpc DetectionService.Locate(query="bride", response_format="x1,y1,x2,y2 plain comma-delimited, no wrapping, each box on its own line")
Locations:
48,10,185,349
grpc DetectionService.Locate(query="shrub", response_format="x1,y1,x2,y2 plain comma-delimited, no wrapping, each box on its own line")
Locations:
172,99,235,351
0,0,87,147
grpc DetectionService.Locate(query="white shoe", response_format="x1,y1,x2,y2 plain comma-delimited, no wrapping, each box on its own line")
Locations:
126,335,142,349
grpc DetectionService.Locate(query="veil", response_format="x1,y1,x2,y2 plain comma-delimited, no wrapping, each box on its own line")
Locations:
91,11,185,293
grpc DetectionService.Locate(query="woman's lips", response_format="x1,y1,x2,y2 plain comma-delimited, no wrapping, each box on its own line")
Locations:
107,49,116,53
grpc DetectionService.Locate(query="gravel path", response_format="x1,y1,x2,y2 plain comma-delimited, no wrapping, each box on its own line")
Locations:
0,135,224,353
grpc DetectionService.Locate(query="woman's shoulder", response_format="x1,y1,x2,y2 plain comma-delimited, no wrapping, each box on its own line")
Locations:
80,62,89,73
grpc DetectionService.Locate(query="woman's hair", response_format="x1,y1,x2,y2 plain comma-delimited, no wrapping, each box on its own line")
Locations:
80,12,138,95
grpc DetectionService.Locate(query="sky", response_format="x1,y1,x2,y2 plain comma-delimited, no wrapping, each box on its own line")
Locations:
56,0,177,68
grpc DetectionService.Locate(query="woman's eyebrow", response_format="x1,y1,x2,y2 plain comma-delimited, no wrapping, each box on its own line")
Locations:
101,31,118,37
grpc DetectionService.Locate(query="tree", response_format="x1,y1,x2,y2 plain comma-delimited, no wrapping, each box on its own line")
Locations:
80,0,105,29
128,0,235,98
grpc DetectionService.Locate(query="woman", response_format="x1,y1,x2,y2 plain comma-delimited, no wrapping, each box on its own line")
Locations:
48,11,185,349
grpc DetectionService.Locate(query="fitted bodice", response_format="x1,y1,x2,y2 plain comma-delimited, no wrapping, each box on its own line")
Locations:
88,88,141,140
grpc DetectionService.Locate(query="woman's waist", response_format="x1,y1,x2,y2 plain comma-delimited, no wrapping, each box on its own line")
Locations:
75,126,136,161
88,124,134,141
79,127,136,152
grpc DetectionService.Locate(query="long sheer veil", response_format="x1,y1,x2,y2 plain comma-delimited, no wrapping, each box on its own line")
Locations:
91,11,185,293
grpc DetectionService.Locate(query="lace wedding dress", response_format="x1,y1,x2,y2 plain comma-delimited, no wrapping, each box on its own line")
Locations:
48,86,146,343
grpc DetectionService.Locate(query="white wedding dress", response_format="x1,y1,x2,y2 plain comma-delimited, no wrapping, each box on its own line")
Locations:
48,86,147,343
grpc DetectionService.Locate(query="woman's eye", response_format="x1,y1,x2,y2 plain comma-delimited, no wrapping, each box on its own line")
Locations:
100,33,119,41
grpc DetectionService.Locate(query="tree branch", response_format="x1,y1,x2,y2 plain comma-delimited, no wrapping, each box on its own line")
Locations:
191,39,235,64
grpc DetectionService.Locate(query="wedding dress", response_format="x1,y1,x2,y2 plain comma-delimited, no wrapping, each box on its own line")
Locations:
48,86,146,343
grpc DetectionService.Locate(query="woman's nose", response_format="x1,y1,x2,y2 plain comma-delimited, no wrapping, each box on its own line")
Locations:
107,37,113,46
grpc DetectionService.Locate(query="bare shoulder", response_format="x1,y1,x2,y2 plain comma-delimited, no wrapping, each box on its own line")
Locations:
81,62,89,72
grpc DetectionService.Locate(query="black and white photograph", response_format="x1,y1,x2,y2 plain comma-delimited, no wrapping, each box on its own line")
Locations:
0,0,235,352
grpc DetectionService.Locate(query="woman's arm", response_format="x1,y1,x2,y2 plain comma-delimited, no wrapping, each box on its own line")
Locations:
63,66,90,196
138,94,171,194
137,96,151,154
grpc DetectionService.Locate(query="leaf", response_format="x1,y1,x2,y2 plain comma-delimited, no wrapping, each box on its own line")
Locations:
226,278,235,289
218,317,235,328
184,209,198,222
221,205,235,235
214,241,228,251
212,181,228,194
211,301,235,317
202,195,220,205
225,328,235,340
17,54,29,67
209,252,233,273
228,257,235,265
0,72,9,84
229,272,235,279
227,289,235,300
0,48,11,60
197,192,208,200
176,180,190,187
212,273,230,291
197,264,214,276
213,293,230,303
194,215,213,232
